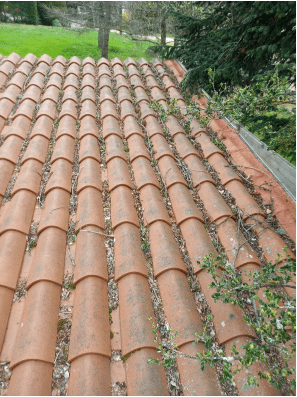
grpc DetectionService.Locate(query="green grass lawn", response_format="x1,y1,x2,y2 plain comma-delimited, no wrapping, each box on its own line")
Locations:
0,23,156,61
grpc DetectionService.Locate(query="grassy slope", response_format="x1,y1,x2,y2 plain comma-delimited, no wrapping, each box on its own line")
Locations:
0,23,155,61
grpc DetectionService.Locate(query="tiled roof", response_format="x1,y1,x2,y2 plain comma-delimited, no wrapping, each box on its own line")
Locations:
0,52,295,395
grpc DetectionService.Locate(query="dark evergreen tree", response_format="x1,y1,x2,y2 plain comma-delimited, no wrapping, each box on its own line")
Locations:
0,1,38,24
38,1,66,26
155,1,296,92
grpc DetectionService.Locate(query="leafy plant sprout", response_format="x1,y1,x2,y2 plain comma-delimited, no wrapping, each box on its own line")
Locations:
148,249,296,393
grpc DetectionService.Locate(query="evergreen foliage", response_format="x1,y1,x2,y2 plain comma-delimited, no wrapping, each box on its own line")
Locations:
0,1,66,25
155,1,296,92
37,1,66,26
0,1,38,24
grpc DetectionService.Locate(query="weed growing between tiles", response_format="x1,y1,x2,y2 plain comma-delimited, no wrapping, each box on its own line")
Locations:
65,76,82,268
68,127,80,216
8,61,39,118
111,351,127,397
111,381,127,397
0,67,16,93
61,272,75,301
146,67,296,393
0,279,28,392
37,64,67,208
0,362,12,396
26,220,39,254
96,76,118,310
50,60,75,396
187,102,295,255
98,65,127,396
52,305,72,396
159,65,296,255
13,278,27,302
151,251,296,395
2,61,48,204
140,95,236,394
0,59,38,149
117,67,183,396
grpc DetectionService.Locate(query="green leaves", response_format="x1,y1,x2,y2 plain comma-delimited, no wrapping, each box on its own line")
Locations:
149,249,295,393
155,2,296,94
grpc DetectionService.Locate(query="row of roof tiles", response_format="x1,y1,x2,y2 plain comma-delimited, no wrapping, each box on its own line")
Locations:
0,52,295,396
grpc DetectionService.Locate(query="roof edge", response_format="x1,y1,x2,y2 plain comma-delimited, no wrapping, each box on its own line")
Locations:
164,59,296,243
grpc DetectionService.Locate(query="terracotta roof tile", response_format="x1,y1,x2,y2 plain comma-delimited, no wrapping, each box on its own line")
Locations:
37,189,70,233
64,74,79,90
21,85,41,104
68,355,111,395
27,228,66,288
82,56,95,67
98,64,111,78
2,116,31,141
6,72,27,89
198,182,234,224
50,134,75,164
44,159,73,195
105,133,126,163
132,156,159,190
68,276,111,359
97,57,110,67
46,73,62,89
107,157,134,191
0,190,36,235
81,74,95,89
118,86,133,103
140,184,171,226
113,64,125,77
83,63,95,77
77,158,102,193
74,226,107,283
78,115,98,140
53,55,66,66
149,221,187,276
37,54,52,65
116,74,129,89
0,85,20,104
21,135,49,165
114,223,148,281
123,115,144,139
0,135,23,164
111,57,123,67
128,64,140,77
111,186,139,229
11,159,43,196
118,273,157,356
1,54,294,396
11,99,36,121
79,134,100,163
8,361,53,395
49,62,64,77
65,63,80,77
81,85,96,103
0,160,15,200
0,230,27,290
32,62,49,77
69,56,81,66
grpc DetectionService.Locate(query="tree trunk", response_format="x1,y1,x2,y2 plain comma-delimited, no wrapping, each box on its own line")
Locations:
102,2,112,59
0,2,5,22
98,2,104,49
160,4,167,45
118,3,122,35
